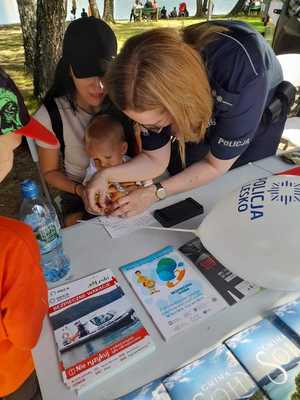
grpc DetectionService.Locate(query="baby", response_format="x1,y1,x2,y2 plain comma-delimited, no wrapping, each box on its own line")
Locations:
83,114,150,214
83,114,129,185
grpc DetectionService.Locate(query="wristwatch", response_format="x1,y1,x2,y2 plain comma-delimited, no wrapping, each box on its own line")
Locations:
154,182,167,200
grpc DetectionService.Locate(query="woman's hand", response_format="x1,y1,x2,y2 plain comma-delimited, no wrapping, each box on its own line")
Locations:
85,170,110,214
110,185,157,218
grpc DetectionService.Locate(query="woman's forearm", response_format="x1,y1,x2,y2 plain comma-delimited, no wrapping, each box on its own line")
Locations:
104,144,171,183
161,154,238,196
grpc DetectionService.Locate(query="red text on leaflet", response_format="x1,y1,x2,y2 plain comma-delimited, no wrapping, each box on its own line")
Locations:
48,278,117,313
64,327,148,379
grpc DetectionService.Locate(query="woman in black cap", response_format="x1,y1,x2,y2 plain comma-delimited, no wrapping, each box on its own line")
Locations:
34,17,118,226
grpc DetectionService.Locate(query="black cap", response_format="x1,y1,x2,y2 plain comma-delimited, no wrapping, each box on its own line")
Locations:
0,68,58,145
63,17,117,79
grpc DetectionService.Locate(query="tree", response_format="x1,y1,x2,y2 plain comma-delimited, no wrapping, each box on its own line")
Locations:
34,0,67,99
227,0,246,16
103,0,115,23
16,0,37,73
195,0,208,17
88,0,101,18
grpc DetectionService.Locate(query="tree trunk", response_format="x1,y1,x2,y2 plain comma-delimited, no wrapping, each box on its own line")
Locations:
34,0,67,99
228,0,246,16
102,0,114,23
16,0,37,73
88,0,101,18
195,0,204,17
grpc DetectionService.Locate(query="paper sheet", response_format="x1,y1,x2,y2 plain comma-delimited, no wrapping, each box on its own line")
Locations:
97,211,157,238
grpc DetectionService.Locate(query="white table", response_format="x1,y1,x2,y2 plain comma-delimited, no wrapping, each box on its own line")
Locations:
252,148,300,174
33,161,300,400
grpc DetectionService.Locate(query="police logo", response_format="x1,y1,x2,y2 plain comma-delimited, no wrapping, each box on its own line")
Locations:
268,180,300,205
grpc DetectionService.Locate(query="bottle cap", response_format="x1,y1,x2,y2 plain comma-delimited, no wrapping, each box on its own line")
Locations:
21,179,39,199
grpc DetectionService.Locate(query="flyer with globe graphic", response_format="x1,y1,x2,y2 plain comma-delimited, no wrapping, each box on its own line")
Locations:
120,246,227,340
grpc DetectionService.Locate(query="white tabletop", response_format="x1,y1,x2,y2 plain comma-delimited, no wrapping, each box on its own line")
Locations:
252,148,300,174
33,161,300,400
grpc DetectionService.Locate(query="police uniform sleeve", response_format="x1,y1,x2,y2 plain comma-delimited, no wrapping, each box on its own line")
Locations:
210,72,269,160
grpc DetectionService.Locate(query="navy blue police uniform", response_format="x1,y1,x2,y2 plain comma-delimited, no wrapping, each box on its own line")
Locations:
140,20,287,175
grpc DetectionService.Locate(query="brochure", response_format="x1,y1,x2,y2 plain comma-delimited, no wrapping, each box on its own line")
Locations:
48,269,155,392
120,246,227,341
163,344,267,399
118,378,171,400
272,298,300,343
225,319,300,400
179,237,260,305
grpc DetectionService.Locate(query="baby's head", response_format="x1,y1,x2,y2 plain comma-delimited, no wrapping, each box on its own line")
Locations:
85,114,127,169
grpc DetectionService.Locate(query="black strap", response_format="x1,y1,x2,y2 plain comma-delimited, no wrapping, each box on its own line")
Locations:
43,97,65,159
262,81,296,125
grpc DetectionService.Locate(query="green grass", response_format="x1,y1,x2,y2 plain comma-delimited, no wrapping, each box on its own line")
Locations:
0,16,266,114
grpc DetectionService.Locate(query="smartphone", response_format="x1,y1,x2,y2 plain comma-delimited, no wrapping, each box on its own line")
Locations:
153,197,204,227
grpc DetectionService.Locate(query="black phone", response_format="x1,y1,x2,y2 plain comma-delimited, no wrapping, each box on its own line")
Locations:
153,197,204,227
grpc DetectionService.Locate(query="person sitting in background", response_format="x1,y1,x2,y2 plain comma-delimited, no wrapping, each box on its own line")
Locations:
160,5,167,18
144,1,153,8
0,67,56,400
169,7,177,17
81,8,88,17
178,2,189,17
130,0,143,22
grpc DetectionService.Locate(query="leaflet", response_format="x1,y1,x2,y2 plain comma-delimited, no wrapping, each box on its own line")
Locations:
120,246,227,341
179,237,261,306
48,269,155,392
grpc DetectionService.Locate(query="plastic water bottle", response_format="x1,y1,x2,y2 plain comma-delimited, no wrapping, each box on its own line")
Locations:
19,179,70,284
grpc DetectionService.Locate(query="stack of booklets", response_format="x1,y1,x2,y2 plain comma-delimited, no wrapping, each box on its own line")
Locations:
118,299,300,399
272,298,300,344
48,269,155,392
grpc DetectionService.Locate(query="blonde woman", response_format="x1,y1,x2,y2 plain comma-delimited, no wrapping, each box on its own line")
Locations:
87,20,288,217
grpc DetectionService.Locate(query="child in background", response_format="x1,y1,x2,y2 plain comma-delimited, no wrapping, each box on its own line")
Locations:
0,68,58,400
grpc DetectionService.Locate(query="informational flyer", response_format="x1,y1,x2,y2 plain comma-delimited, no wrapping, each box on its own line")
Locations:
120,246,227,341
48,269,155,392
179,238,260,306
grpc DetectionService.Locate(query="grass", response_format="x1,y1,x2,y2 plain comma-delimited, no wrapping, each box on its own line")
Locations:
0,16,266,114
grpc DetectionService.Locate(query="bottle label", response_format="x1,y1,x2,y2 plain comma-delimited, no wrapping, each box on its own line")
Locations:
36,222,60,254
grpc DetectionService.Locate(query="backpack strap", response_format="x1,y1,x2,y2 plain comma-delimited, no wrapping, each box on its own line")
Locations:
43,97,65,159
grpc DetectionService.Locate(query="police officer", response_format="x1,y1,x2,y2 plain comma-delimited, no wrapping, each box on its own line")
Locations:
86,21,293,217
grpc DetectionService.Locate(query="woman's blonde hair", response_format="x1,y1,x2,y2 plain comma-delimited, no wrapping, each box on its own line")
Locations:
105,24,227,164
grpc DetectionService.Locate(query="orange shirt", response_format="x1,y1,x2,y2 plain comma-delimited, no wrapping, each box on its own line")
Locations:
0,217,47,396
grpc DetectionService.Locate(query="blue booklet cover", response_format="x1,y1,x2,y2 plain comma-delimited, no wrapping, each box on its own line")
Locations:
117,378,170,399
272,298,300,342
163,345,266,399
225,319,300,400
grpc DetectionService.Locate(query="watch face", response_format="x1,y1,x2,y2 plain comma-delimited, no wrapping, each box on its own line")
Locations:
157,187,166,200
